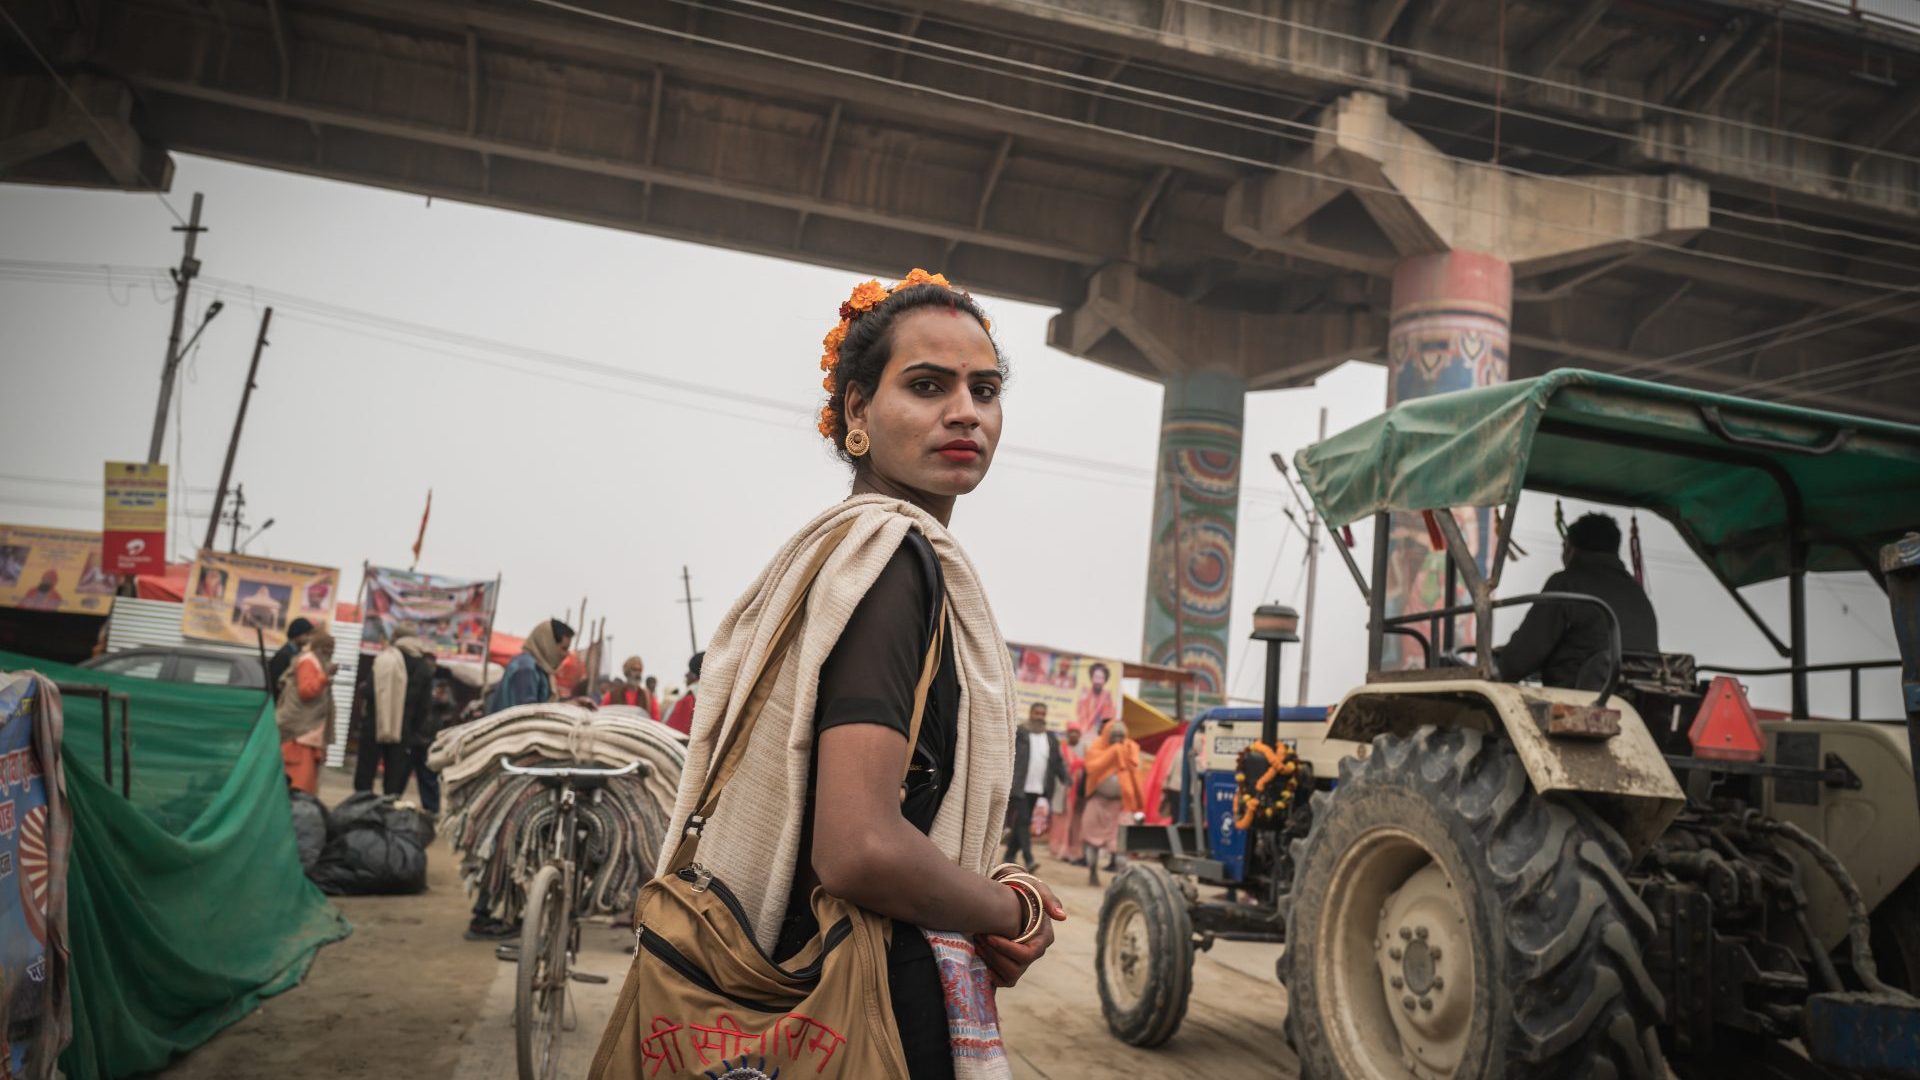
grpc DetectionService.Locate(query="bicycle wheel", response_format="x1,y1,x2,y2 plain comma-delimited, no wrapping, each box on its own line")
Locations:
516,864,567,1080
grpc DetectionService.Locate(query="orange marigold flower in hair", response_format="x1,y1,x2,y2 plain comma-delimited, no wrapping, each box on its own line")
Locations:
897,268,951,290
845,280,890,314
822,322,847,355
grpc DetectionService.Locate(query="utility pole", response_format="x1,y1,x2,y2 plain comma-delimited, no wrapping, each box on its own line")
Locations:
1295,408,1328,705
225,484,248,554
678,566,702,654
148,193,209,464
204,307,271,553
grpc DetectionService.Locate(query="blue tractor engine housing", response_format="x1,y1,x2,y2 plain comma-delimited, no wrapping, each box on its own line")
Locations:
1120,705,1327,888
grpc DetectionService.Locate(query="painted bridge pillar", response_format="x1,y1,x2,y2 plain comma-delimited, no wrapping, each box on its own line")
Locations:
1226,91,1711,669
1383,250,1512,666
1049,264,1382,709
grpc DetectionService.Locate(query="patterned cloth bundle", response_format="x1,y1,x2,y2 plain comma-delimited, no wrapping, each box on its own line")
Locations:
427,703,687,919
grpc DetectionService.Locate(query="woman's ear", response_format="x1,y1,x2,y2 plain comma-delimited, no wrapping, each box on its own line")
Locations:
844,381,871,430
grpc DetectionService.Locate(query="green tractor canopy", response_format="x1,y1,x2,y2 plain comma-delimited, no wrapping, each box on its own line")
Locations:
1293,369,1920,589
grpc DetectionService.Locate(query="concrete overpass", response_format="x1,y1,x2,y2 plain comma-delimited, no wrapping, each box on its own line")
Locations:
7,0,1920,699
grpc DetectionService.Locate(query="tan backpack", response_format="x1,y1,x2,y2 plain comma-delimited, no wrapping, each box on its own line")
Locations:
589,525,943,1080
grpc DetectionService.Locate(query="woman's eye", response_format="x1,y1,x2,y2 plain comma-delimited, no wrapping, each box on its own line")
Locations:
911,379,943,394
973,382,1001,401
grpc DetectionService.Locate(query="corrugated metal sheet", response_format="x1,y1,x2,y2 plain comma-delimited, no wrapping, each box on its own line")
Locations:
106,598,362,767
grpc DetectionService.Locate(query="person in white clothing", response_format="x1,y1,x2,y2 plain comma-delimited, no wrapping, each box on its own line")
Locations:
1005,703,1068,871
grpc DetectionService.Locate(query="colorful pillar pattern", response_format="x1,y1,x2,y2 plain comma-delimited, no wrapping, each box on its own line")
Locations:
1142,369,1245,711
1383,250,1512,668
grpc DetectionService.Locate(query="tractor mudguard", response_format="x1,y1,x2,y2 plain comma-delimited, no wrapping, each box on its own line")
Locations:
1327,679,1684,856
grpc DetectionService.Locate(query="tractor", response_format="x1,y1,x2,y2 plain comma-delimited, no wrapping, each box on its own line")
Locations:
1096,369,1920,1078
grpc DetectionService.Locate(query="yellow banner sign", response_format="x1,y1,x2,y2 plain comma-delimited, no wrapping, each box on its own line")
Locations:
182,552,340,649
0,525,117,615
1007,642,1123,737
102,461,168,575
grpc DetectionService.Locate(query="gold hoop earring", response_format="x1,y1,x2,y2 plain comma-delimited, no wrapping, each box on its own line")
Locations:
845,429,870,458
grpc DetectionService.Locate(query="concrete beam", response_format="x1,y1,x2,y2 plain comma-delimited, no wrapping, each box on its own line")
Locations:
0,74,171,191
1524,0,1612,77
1631,115,1920,221
1225,93,1711,276
1046,263,1383,386
127,76,1124,267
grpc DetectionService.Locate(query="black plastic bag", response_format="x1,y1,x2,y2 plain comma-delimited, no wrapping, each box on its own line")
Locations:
289,790,328,871
328,790,435,847
307,792,430,895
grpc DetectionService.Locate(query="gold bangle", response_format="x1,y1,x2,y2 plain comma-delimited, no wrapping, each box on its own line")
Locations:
1004,878,1045,943
988,862,1026,882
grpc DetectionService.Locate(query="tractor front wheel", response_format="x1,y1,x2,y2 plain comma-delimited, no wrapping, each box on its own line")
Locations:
1282,726,1664,1079
1097,861,1194,1047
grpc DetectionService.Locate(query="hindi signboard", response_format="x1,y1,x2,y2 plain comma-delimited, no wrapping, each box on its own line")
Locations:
359,566,497,659
1006,642,1123,736
182,552,339,650
102,461,168,575
0,525,116,615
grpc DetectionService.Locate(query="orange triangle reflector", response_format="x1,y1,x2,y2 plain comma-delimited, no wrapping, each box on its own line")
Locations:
1687,675,1766,762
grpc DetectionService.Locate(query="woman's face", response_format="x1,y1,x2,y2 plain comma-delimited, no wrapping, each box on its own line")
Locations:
847,308,1002,501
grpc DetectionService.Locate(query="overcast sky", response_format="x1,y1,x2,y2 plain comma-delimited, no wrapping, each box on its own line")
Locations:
0,156,1901,715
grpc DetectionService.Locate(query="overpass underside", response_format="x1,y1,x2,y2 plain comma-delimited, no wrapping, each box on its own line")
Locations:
7,0,1920,698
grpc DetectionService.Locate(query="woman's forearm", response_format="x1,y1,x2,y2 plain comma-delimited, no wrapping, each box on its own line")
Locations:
814,816,1022,937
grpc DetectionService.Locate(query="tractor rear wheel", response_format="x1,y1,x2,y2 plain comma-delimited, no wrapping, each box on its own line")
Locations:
1281,726,1664,1079
1097,861,1194,1047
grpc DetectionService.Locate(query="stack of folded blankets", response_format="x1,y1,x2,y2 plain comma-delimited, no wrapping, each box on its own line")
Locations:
427,703,687,920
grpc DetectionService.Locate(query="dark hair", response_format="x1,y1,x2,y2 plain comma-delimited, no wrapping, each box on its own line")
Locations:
687,650,705,680
1565,513,1622,554
1088,662,1111,683
550,618,575,640
824,283,1005,467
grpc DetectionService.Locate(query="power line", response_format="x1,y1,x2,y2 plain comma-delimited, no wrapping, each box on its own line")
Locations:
763,0,1920,263
520,0,1920,297
0,259,1319,503
1079,0,1920,173
688,0,1920,272
0,2,188,227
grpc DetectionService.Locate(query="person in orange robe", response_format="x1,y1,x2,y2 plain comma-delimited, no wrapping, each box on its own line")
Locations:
1078,716,1144,886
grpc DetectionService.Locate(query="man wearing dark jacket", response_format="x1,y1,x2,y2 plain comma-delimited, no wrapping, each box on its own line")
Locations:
267,617,315,692
1007,703,1071,871
1496,513,1658,688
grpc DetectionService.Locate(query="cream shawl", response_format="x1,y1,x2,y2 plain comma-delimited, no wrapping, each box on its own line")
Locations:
659,495,1016,953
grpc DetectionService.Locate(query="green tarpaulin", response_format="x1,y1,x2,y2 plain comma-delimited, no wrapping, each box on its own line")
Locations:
0,651,350,1079
1293,369,1920,588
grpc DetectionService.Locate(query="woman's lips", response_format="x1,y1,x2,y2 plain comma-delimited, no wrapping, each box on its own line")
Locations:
937,447,980,463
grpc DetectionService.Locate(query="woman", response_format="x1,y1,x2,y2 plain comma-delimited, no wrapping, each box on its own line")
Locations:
483,618,572,713
277,628,337,794
1079,715,1144,886
656,270,1063,1078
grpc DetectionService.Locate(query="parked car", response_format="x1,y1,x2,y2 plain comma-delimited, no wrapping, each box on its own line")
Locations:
80,646,266,689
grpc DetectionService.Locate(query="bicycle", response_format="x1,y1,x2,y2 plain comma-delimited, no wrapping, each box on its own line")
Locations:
502,757,649,1080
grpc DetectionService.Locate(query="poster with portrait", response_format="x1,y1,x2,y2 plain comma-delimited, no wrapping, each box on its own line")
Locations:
0,524,117,615
181,551,339,649
359,566,497,660
1005,642,1123,737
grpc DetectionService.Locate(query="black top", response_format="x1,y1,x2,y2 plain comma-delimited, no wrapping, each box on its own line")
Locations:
1496,550,1659,689
813,530,959,830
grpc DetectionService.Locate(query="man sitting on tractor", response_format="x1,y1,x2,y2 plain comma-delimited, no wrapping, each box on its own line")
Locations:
1495,512,1659,688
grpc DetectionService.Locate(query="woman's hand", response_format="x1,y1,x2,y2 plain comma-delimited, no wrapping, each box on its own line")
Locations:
976,877,1066,988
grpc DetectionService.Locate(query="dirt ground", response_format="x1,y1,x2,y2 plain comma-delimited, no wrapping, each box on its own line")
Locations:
158,766,1298,1079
